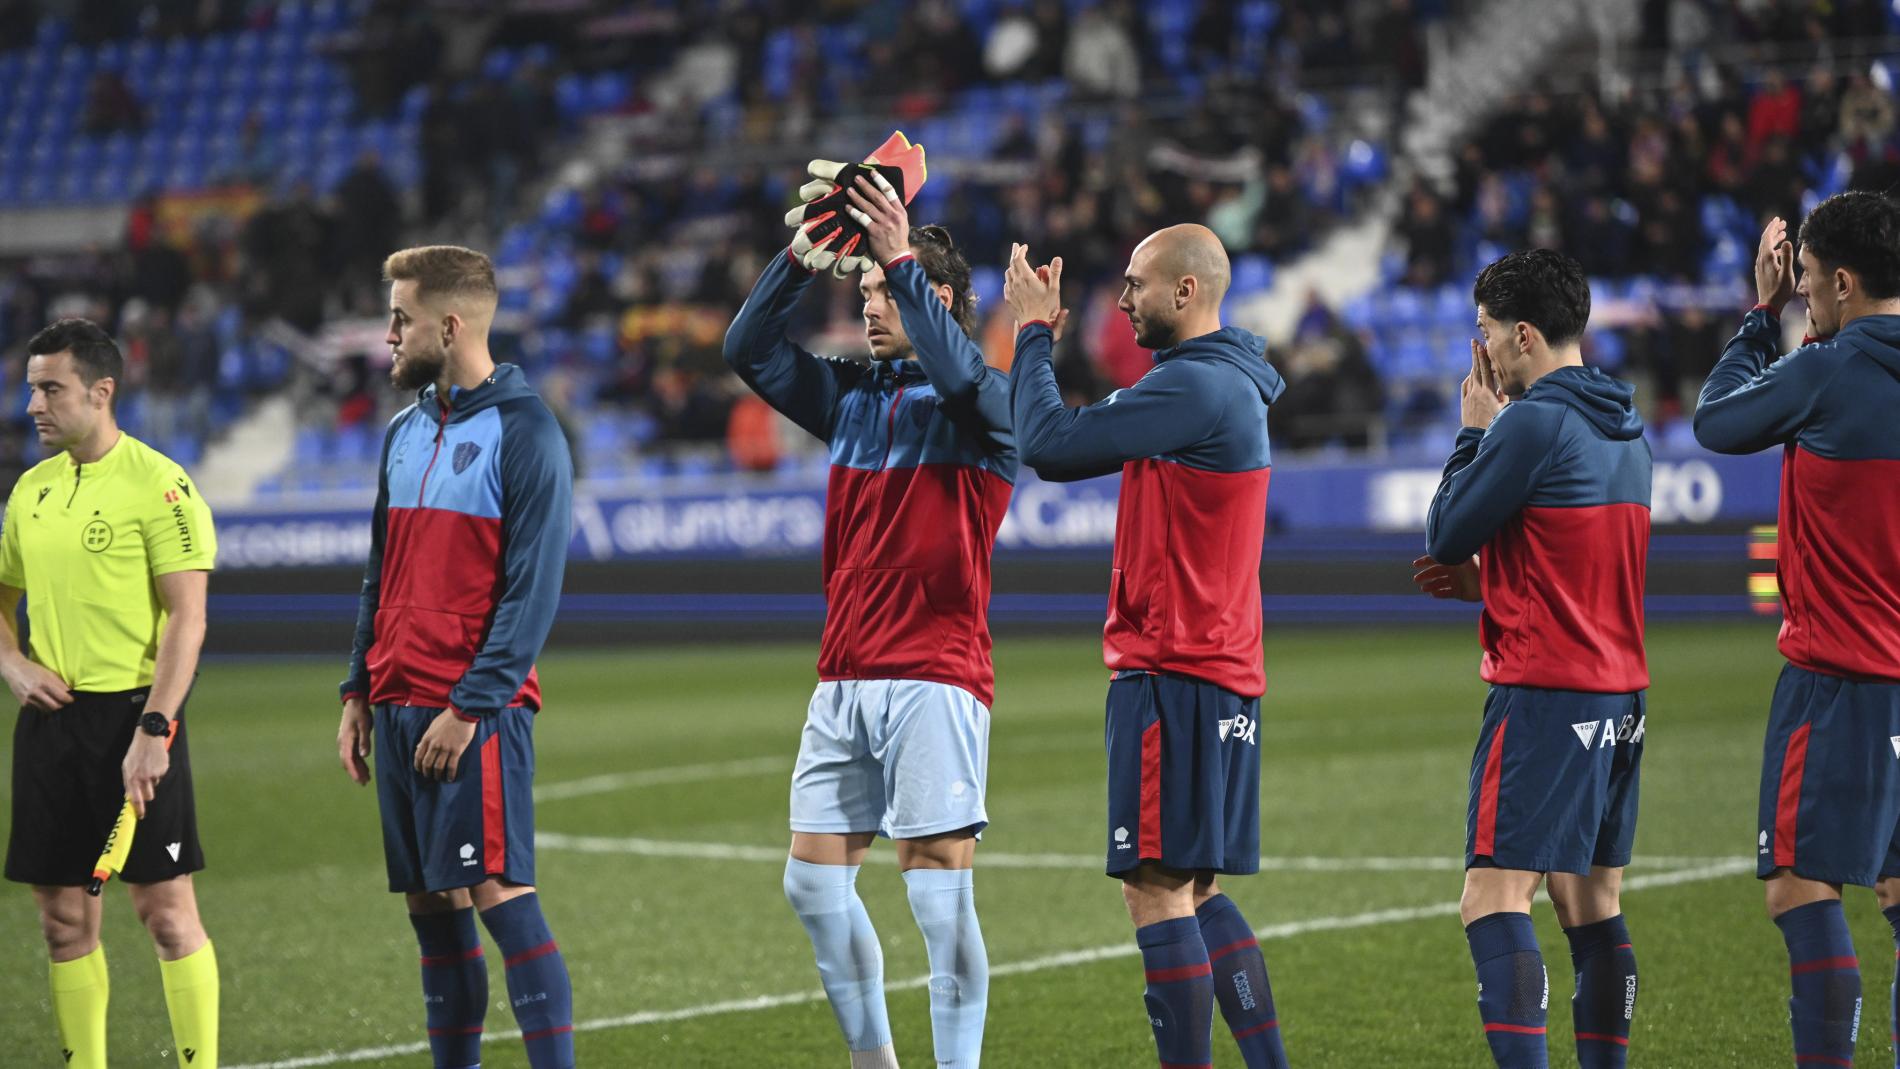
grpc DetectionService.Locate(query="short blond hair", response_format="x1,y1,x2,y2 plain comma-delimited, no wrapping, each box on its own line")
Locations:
382,245,498,308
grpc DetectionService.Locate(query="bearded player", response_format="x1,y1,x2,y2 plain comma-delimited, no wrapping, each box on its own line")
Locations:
722,166,1015,1068
336,246,576,1069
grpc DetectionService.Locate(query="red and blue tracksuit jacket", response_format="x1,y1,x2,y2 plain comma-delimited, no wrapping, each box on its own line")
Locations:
341,363,574,717
1694,310,1900,682
1427,366,1652,694
1010,323,1284,699
722,248,1017,707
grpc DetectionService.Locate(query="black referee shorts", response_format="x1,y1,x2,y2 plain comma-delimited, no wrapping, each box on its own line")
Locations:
6,689,204,887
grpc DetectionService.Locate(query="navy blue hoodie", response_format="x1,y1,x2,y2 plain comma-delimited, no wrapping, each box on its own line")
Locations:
1427,365,1652,693
1011,322,1284,697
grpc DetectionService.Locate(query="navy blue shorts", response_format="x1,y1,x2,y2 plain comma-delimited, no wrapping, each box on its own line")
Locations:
375,705,537,894
1757,663,1900,886
1466,685,1645,876
1104,671,1260,877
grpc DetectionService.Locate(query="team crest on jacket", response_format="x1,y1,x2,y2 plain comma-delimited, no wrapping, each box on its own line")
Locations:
453,441,482,474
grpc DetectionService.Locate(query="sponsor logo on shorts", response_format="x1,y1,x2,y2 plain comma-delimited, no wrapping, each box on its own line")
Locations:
1571,719,1618,750
1113,826,1131,850
1617,713,1646,744
1218,714,1258,745
166,842,181,862
1759,830,1770,855
460,842,478,867
1890,735,1900,759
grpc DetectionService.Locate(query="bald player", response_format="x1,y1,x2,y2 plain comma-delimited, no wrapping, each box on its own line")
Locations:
1006,227,1290,1069
336,246,576,1069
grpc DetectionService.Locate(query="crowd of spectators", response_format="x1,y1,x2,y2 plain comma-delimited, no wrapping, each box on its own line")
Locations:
1392,0,1899,424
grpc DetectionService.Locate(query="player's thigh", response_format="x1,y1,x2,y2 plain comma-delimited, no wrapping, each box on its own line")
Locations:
869,680,989,840
894,829,977,871
789,681,884,835
1590,691,1646,871
1468,685,1625,876
1758,665,1900,887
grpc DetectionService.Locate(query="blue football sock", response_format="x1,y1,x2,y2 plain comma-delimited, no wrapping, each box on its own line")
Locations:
1884,904,1900,1067
1466,912,1549,1068
1194,894,1287,1068
479,894,574,1069
1136,915,1215,1069
1776,899,1862,1066
1563,914,1635,1068
784,858,893,1054
410,908,488,1069
903,867,989,1067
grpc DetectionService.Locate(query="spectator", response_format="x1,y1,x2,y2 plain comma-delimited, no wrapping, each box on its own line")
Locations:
81,70,145,134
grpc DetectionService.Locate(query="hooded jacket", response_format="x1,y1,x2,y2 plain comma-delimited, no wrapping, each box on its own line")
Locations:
1427,365,1652,693
1695,310,1900,682
342,363,573,716
1012,323,1285,698
723,248,1018,707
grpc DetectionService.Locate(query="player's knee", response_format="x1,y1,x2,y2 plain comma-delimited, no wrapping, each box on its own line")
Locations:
783,856,844,914
136,902,204,955
37,904,95,958
1877,877,1900,911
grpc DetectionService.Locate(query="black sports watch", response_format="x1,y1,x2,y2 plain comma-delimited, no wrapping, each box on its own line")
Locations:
139,711,172,737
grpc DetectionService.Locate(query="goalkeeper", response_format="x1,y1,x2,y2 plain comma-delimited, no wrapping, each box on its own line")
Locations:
723,151,1016,1068
1,318,219,1069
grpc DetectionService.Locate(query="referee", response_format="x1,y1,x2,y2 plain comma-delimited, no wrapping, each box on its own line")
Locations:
2,319,219,1069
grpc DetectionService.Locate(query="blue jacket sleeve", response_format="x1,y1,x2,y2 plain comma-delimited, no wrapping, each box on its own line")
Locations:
722,247,867,442
447,404,573,717
339,417,400,701
1692,307,1838,455
885,255,1013,455
1424,403,1563,564
1007,323,1223,482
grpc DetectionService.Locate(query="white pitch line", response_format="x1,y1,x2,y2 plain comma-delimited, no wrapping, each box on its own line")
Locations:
224,858,1754,1069
535,832,1744,874
533,755,786,803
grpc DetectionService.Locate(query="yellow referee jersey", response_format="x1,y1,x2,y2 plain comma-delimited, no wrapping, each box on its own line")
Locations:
0,434,216,691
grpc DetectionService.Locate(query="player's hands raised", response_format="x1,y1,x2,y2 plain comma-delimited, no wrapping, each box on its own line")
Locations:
1003,244,1069,340
1412,555,1483,602
1755,216,1796,316
415,709,478,782
1461,339,1506,429
843,173,909,267
1,654,73,711
122,730,170,819
337,696,373,786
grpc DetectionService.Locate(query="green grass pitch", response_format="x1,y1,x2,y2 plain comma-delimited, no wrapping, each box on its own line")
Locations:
1,619,1893,1067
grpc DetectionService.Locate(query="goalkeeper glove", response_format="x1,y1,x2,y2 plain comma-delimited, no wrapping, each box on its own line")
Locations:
785,131,926,279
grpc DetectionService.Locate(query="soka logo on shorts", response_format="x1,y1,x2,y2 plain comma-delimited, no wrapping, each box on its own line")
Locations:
459,843,478,867
1113,826,1131,850
1218,714,1258,745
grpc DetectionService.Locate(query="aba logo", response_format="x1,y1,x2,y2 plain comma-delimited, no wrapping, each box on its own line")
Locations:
1218,714,1258,745
459,842,478,867
453,441,482,474
81,519,112,552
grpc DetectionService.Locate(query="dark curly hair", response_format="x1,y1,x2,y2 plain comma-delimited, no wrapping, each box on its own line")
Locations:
908,224,979,338
1798,191,1900,300
27,318,124,407
1472,248,1592,347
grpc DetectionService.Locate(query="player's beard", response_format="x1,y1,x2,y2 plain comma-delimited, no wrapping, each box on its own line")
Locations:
390,345,447,391
1131,312,1178,350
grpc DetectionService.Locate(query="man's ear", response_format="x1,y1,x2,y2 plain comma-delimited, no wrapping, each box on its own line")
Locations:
1835,266,1854,303
92,376,116,411
1515,320,1537,355
442,312,462,347
935,281,954,311
1176,276,1196,310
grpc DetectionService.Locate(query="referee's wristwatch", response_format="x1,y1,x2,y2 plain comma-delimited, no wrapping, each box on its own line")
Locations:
138,711,172,737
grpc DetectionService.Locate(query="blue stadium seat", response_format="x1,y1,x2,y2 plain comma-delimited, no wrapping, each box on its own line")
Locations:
1231,255,1274,296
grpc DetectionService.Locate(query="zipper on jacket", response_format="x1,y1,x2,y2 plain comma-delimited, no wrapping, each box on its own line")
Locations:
66,464,81,508
416,398,449,505
879,385,906,469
